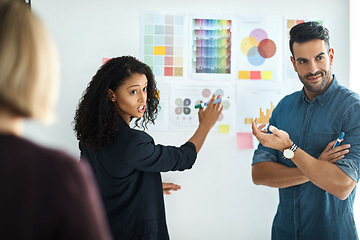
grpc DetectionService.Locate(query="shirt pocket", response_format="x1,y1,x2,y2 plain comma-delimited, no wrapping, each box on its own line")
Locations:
307,131,338,158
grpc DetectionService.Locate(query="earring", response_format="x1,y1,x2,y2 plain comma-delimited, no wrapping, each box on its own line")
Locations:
112,99,115,102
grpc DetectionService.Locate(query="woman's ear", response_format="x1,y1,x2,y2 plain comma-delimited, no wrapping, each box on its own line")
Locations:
108,89,115,102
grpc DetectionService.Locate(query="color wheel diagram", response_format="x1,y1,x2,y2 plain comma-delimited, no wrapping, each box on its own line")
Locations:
239,28,276,80
142,13,185,77
241,28,276,66
169,84,235,133
237,16,282,81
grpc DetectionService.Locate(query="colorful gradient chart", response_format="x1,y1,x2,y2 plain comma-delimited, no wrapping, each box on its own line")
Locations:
239,28,276,80
170,84,235,132
192,18,232,74
142,13,185,77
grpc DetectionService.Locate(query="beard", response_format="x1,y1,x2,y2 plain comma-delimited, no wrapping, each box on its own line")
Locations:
297,68,332,93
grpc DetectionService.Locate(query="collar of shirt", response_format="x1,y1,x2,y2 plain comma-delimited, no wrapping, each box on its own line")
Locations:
300,74,338,106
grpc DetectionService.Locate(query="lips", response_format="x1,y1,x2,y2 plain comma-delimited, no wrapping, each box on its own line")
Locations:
138,105,146,113
307,75,321,81
306,72,323,82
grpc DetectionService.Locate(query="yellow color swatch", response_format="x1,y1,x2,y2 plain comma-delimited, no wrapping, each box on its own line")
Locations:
238,71,250,79
261,71,273,80
154,46,166,55
218,124,230,134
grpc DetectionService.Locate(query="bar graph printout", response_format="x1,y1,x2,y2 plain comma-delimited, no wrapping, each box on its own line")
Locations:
236,85,286,133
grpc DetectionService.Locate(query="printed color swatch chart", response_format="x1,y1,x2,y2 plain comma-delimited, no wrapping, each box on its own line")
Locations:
142,13,185,77
192,18,232,74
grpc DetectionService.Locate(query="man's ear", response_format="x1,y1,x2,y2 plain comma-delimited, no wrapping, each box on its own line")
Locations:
290,56,298,72
329,48,334,66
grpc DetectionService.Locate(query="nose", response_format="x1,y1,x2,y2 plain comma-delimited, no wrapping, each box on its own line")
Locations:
307,60,319,75
139,91,146,103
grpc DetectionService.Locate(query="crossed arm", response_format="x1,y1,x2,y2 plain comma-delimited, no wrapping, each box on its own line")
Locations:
251,119,356,200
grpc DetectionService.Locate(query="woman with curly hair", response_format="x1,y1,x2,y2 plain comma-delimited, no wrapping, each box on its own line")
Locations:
74,56,222,240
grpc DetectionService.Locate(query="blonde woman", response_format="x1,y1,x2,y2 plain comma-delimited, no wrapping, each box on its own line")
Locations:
0,1,112,239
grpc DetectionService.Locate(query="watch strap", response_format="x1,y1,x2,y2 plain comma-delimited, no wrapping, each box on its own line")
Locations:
283,143,298,159
290,143,298,152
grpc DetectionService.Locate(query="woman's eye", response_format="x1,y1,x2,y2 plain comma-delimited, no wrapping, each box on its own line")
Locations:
143,87,147,92
130,90,137,95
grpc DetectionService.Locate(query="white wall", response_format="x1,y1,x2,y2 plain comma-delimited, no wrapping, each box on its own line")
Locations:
28,0,350,239
349,0,360,234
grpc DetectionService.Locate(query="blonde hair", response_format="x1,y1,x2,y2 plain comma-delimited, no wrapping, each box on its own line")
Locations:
0,0,59,124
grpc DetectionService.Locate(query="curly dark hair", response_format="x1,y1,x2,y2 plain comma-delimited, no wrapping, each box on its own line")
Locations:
289,21,330,57
73,56,159,150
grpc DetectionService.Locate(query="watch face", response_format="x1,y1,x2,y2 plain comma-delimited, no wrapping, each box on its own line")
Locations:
284,149,294,159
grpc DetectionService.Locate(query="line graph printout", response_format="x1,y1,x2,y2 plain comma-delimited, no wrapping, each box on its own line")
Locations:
236,85,286,133
169,82,235,133
237,15,282,81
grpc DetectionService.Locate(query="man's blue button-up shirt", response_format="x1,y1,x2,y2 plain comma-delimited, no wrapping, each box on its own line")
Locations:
252,76,360,240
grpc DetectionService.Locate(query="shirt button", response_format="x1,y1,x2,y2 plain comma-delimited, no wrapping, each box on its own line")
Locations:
295,204,300,208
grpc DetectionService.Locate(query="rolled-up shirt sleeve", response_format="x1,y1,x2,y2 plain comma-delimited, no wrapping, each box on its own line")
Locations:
252,148,278,165
335,102,360,183
335,158,360,183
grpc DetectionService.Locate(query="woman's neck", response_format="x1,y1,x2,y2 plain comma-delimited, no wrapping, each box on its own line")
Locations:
0,111,24,136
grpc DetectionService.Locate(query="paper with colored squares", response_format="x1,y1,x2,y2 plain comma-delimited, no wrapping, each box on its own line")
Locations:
141,12,186,77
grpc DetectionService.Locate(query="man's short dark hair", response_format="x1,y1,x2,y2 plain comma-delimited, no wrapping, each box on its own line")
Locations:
289,21,330,56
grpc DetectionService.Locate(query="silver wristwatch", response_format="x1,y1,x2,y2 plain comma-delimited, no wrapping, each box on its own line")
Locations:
283,143,298,159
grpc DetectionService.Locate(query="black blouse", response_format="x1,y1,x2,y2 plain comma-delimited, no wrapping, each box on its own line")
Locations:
80,118,197,240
